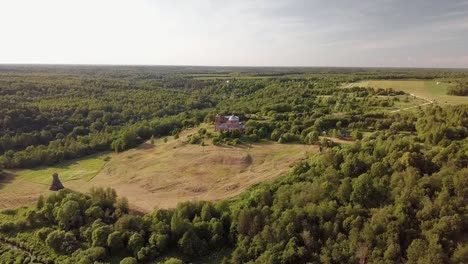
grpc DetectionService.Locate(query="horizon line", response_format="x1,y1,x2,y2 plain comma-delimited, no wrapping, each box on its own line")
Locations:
0,63,467,70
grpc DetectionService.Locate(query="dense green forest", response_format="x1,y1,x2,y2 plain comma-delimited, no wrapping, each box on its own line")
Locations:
2,66,466,170
0,66,467,263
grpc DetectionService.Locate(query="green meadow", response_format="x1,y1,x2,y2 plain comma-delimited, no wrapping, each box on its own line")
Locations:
344,80,468,105
16,152,110,185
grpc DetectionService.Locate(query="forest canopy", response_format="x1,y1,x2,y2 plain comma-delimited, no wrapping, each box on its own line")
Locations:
0,66,467,263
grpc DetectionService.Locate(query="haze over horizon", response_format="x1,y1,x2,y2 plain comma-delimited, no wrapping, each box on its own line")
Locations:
1,0,468,68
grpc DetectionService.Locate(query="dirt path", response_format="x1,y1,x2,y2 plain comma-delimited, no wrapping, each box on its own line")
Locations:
390,94,434,113
0,238,34,263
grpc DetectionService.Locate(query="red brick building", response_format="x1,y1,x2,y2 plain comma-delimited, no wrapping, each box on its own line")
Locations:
214,114,245,132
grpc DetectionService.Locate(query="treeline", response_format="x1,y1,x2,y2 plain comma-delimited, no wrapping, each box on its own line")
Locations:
0,76,216,147
0,112,205,169
1,66,466,171
0,69,269,169
0,187,232,264
447,82,468,96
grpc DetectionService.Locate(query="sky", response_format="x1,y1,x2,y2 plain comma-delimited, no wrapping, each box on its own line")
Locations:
0,0,467,68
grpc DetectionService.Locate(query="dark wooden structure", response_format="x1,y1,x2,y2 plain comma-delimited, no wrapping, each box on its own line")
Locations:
49,173,64,191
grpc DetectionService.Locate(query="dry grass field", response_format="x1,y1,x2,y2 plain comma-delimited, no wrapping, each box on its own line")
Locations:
0,127,318,212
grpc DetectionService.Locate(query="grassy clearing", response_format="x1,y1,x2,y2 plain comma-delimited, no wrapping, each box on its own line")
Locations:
83,141,316,211
344,80,467,105
390,95,427,109
16,152,111,185
63,127,318,211
1,127,318,211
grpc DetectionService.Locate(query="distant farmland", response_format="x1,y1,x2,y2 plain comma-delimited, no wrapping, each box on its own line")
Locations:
344,80,467,105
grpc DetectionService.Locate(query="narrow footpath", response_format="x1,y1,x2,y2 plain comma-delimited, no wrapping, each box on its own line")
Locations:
390,93,434,113
0,238,35,263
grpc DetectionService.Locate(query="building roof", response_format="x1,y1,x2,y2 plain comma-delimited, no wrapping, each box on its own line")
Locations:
226,115,239,121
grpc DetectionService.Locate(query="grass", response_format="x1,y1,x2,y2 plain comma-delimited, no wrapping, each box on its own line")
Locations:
62,127,318,211
1,126,318,211
343,80,468,105
426,81,448,96
16,152,111,185
0,209,20,222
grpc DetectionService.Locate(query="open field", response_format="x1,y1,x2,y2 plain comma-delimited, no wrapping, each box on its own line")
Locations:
0,172,49,210
0,153,110,209
0,128,318,211
14,152,110,184
343,80,468,105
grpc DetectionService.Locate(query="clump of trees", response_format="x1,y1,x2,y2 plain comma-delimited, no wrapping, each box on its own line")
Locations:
447,81,468,96
0,186,233,263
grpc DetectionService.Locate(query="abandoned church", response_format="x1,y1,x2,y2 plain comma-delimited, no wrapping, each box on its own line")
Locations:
214,114,245,132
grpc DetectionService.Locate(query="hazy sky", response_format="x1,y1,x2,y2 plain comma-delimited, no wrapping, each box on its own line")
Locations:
1,0,468,67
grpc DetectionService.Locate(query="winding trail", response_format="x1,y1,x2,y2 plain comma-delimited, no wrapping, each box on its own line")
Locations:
390,94,434,113
0,238,34,263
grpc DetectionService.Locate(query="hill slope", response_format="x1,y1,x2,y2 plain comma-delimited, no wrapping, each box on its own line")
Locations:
0,127,318,211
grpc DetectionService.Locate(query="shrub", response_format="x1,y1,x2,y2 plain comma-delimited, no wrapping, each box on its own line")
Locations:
198,128,207,135
108,231,124,252
212,137,220,145
45,230,79,254
189,134,202,144
164,258,185,264
115,214,144,232
128,232,144,254
85,206,104,221
36,227,54,241
74,247,107,263
120,257,138,264
0,222,16,233
92,225,112,247
149,233,169,251
137,246,152,261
